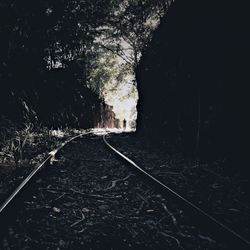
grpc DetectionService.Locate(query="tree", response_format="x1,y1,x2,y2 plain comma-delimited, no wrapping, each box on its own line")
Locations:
95,0,174,71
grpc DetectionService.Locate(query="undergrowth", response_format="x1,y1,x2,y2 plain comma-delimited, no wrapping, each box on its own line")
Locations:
0,118,79,169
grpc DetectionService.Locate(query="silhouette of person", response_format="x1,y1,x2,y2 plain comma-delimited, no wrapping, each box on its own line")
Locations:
123,118,127,130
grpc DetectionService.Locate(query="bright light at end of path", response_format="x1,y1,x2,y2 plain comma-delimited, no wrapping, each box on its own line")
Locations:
104,81,138,129
112,97,135,118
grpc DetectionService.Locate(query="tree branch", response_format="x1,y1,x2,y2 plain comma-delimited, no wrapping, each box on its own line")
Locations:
99,44,134,66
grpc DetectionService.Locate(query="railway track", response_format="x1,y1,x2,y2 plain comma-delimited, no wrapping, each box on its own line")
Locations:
0,131,92,214
0,131,249,249
103,135,250,249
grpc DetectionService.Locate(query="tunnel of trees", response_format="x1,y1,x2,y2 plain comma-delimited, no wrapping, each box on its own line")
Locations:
0,0,171,129
136,0,250,172
0,0,120,128
0,0,249,171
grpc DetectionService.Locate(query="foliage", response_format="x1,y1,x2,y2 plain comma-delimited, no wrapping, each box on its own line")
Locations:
0,119,84,168
0,0,116,127
0,123,33,167
85,0,174,125
0,0,174,128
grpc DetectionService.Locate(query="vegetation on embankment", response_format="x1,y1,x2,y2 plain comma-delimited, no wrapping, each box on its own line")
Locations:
0,121,81,170
136,0,249,172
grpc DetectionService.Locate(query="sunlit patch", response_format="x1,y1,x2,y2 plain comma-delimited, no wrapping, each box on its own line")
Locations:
48,128,134,139
90,128,108,135
50,129,65,138
90,128,131,136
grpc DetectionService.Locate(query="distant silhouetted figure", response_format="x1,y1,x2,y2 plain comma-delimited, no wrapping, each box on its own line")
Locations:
123,119,127,130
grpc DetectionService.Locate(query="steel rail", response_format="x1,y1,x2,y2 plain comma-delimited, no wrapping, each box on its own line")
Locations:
0,131,92,214
103,134,250,247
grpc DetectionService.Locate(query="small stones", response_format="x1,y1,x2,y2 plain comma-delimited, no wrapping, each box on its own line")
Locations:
98,204,109,211
146,209,154,213
58,239,66,247
53,207,61,213
81,208,90,213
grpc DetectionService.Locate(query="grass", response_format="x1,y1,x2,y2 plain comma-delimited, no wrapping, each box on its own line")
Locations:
0,120,82,169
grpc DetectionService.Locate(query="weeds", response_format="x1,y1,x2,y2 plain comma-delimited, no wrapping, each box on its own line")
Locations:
0,119,81,169
0,123,33,168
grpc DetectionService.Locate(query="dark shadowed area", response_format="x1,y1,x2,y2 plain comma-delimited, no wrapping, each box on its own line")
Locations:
137,0,250,172
0,0,249,249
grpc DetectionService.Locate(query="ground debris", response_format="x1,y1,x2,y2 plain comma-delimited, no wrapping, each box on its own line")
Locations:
0,134,248,250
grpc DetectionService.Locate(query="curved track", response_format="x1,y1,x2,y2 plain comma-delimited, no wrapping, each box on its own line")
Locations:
0,131,92,214
0,131,249,248
103,134,250,248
